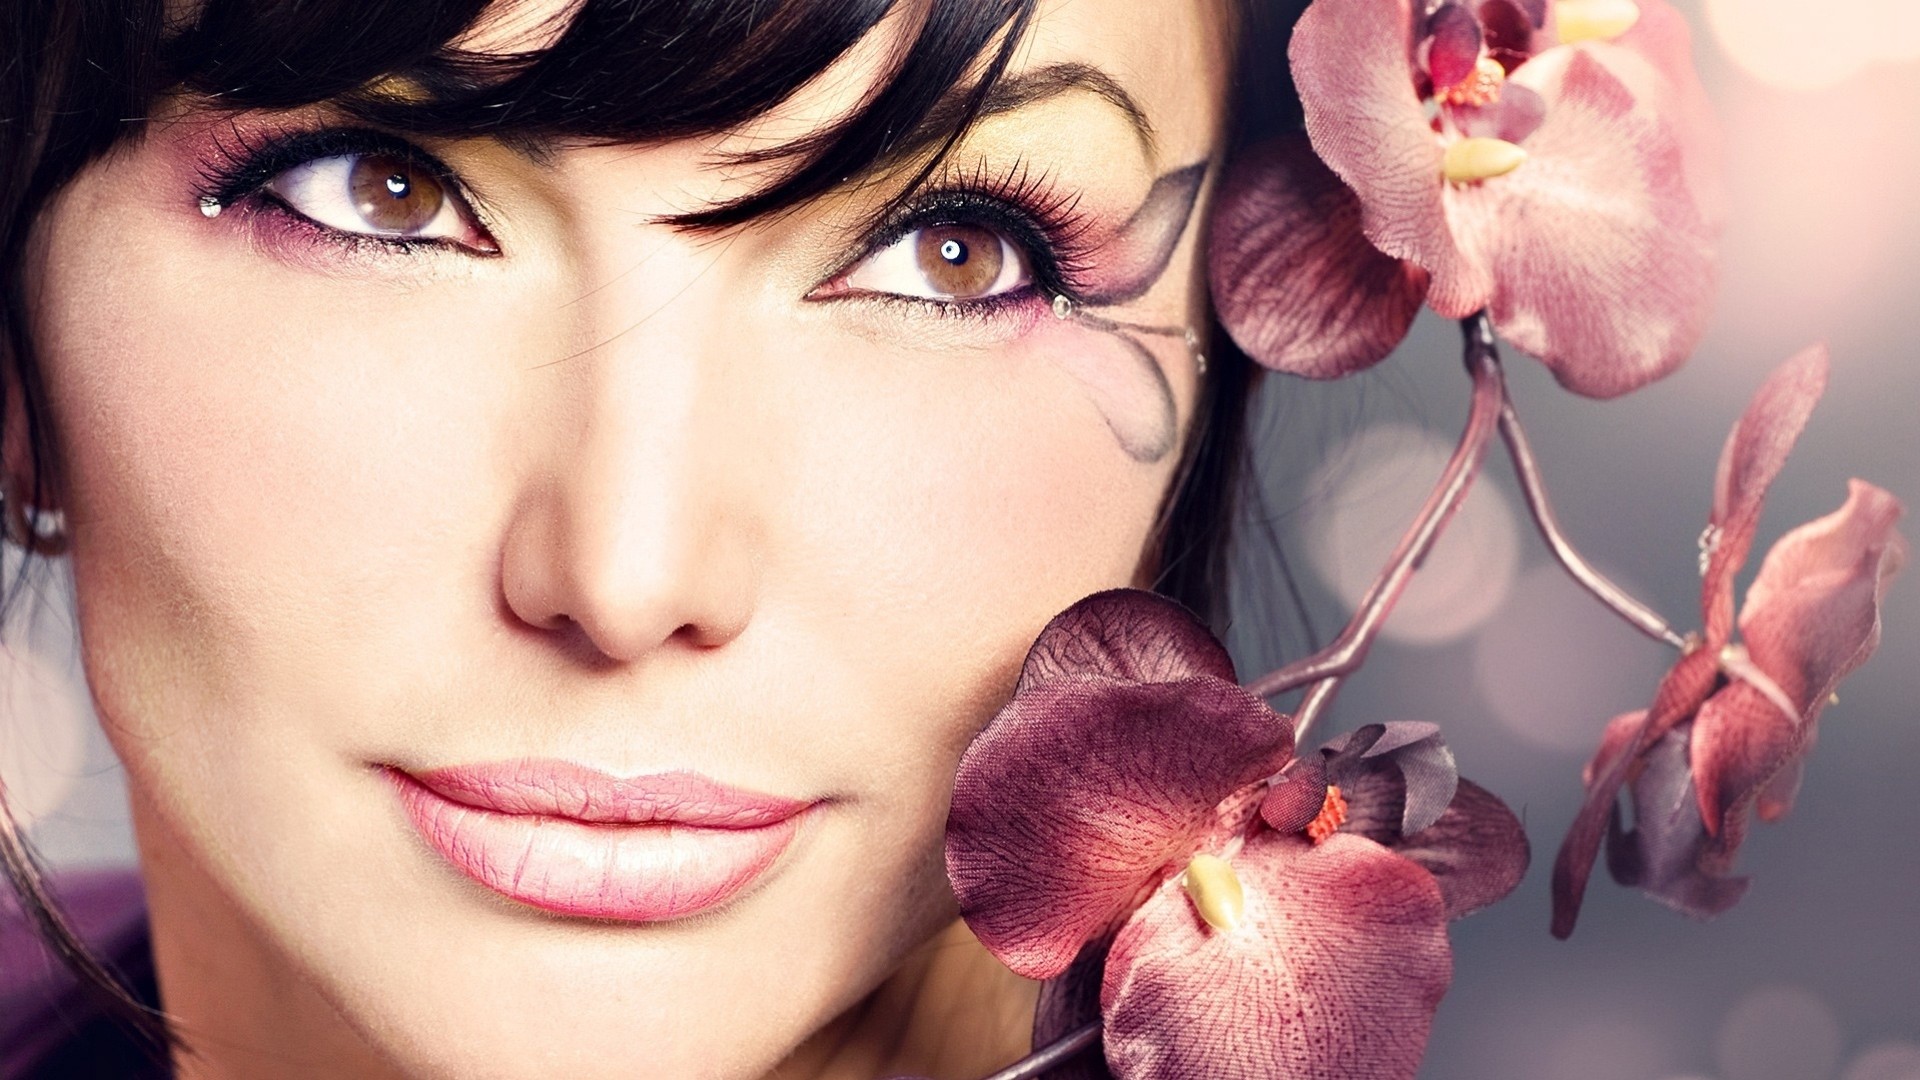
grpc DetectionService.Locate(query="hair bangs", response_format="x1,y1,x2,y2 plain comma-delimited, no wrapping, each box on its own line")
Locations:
162,0,1039,226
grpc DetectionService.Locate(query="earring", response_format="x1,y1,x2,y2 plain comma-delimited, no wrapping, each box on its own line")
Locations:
2,490,69,556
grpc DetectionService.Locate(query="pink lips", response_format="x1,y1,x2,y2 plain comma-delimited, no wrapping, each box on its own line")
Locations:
387,760,812,922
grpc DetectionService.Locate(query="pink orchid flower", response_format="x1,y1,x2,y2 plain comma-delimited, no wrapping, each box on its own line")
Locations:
946,589,1528,1079
1551,346,1906,937
1211,0,1720,397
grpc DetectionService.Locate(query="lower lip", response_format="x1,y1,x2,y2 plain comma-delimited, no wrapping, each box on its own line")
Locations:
388,771,804,921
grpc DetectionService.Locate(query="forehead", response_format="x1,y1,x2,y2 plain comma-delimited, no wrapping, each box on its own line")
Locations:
1018,0,1234,164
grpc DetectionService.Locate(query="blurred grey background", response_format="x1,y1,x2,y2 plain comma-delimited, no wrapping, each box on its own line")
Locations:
3,1,1916,1076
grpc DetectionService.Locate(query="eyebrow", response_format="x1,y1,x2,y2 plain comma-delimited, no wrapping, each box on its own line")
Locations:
884,60,1158,168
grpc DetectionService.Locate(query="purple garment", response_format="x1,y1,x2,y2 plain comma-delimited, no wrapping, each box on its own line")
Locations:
1,869,164,1079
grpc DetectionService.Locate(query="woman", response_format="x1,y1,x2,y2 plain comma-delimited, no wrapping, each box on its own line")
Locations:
1,0,1281,1075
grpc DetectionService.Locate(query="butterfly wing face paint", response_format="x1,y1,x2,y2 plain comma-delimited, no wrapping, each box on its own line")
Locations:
1025,313,1185,462
1039,163,1208,464
1081,163,1208,308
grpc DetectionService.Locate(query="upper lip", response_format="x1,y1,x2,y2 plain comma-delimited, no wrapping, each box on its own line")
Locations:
398,760,813,829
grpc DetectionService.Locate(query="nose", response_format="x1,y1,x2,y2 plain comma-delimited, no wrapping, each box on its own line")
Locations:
499,318,759,666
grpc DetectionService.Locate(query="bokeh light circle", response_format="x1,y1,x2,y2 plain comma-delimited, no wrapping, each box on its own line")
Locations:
1715,983,1844,1080
1472,562,1673,753
1706,0,1920,89
1845,1042,1920,1080
1305,424,1521,645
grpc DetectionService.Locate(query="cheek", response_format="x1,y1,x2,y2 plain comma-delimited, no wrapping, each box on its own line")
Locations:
31,202,558,762
783,310,1177,560
743,305,1186,754
1033,315,1185,465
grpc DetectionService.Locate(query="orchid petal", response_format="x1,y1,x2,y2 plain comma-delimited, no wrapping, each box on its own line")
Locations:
1293,0,1495,315
1551,645,1719,938
1100,832,1450,1080
1603,720,1751,918
1687,681,1800,843
1449,82,1548,142
947,677,1290,979
1552,708,1651,937
1497,0,1549,29
1613,0,1728,228
1738,479,1906,711
1446,47,1715,397
1208,134,1430,378
1479,0,1550,58
1406,778,1531,918
1319,724,1521,919
1325,721,1460,834
1692,481,1906,834
1015,589,1236,694
1426,2,1486,90
1755,758,1804,823
1702,346,1828,641
1341,766,1531,919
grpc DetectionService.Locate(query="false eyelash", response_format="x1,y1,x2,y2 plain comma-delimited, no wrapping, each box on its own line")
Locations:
189,124,497,251
849,156,1101,306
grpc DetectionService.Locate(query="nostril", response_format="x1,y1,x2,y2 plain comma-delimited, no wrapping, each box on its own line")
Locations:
541,614,632,670
667,619,733,650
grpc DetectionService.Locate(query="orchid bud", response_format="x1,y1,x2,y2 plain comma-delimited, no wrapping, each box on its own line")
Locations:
1182,853,1246,933
1443,138,1529,183
1554,0,1641,44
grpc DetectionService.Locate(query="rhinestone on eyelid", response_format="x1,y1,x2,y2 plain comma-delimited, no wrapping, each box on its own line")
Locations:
1052,294,1075,320
198,196,223,219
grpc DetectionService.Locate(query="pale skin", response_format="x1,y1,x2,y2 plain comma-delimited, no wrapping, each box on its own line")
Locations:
13,0,1232,1077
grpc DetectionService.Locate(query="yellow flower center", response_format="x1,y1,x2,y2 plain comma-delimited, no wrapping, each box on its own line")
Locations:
1555,0,1642,44
1444,137,1530,183
1182,853,1246,933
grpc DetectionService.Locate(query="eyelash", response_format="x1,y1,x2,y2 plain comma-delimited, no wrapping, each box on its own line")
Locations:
831,158,1099,314
192,127,495,257
191,127,1099,315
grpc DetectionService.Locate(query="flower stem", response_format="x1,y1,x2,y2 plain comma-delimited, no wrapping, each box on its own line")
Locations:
977,1021,1102,1079
1496,391,1689,650
1245,314,1507,747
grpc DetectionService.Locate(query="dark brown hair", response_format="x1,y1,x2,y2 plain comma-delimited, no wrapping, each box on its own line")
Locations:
0,0,1301,1062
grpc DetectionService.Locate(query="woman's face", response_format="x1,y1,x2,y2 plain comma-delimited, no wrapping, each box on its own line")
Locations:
20,0,1230,1075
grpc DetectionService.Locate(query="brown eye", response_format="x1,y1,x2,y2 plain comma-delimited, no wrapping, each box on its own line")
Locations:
263,150,494,252
347,155,445,234
844,221,1031,302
